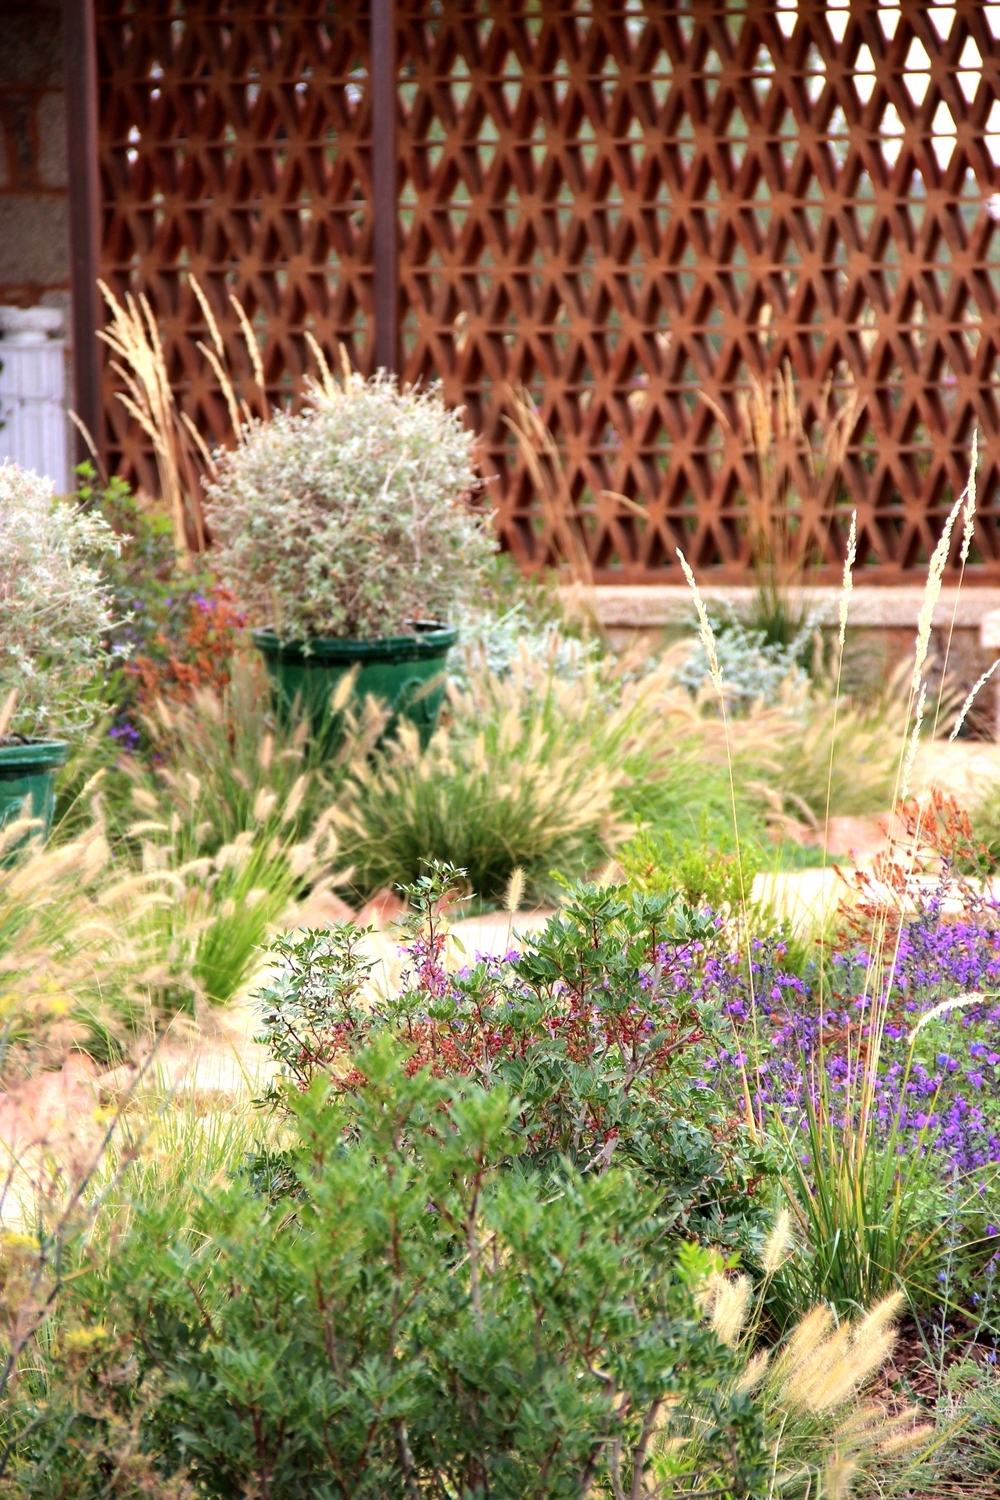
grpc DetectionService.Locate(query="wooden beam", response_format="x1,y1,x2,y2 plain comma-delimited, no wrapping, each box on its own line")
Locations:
370,0,398,373
62,0,103,463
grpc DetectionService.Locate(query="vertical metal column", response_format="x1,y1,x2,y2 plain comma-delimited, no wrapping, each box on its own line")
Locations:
63,0,103,461
370,0,398,373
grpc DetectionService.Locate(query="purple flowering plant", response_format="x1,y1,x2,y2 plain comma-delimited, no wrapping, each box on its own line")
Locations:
693,801,1000,1323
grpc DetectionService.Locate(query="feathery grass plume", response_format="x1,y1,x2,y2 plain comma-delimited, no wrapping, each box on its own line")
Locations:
230,292,266,398
775,1297,904,1415
959,428,979,564
734,362,858,646
852,1291,905,1347
900,680,927,802
817,505,859,873
733,1351,770,1394
929,433,979,743
823,1457,859,1500
303,334,354,400
328,652,675,902
707,1274,752,1347
771,1305,835,1381
910,991,986,1039
838,510,857,653
949,656,1000,741
0,687,17,741
178,408,215,474
98,280,197,556
651,1288,928,1498
190,276,225,358
676,549,724,696
105,660,353,1012
908,483,966,706
304,330,337,393
503,386,600,630
876,1421,936,1456
100,275,269,558
761,1207,793,1275
195,338,242,438
504,866,525,915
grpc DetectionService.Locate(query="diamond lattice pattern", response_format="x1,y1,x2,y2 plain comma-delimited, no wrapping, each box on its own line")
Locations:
98,0,371,490
99,1,1000,580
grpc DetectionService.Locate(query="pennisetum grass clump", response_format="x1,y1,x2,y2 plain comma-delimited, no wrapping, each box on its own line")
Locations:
660,1247,933,1497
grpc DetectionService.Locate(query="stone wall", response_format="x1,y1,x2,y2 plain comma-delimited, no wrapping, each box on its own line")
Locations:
0,1,69,328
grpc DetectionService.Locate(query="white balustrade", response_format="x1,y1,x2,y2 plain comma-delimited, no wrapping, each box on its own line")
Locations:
0,307,69,494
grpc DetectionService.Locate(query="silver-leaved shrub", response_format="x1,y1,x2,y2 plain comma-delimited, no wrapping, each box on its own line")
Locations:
0,463,120,740
206,372,493,641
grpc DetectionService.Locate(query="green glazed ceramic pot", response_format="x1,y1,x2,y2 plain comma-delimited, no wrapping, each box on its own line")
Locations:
252,623,457,751
0,739,69,853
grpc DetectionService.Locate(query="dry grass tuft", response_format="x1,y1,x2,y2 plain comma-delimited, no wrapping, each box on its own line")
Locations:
97,275,272,557
667,1274,933,1499
738,360,858,606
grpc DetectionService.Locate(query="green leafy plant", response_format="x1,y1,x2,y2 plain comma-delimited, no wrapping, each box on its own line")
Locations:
206,368,493,642
0,464,120,740
21,1052,764,1500
619,827,764,914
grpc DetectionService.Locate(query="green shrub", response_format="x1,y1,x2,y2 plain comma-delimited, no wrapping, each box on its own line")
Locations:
8,1055,765,1499
619,827,764,913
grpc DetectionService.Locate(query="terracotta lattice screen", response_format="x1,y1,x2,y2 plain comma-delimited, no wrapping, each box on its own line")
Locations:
98,0,1000,581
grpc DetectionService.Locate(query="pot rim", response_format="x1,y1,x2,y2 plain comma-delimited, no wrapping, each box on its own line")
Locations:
0,738,70,768
252,622,457,661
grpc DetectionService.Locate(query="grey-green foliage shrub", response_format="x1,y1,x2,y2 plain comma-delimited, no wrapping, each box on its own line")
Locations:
205,372,494,642
0,463,121,738
257,871,774,1250
10,1054,766,1500
449,599,600,687
674,606,813,714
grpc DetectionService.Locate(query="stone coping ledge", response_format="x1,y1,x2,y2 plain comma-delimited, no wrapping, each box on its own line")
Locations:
588,584,1000,632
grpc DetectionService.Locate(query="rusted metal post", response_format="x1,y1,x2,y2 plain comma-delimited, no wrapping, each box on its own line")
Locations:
370,0,398,373
62,0,103,463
